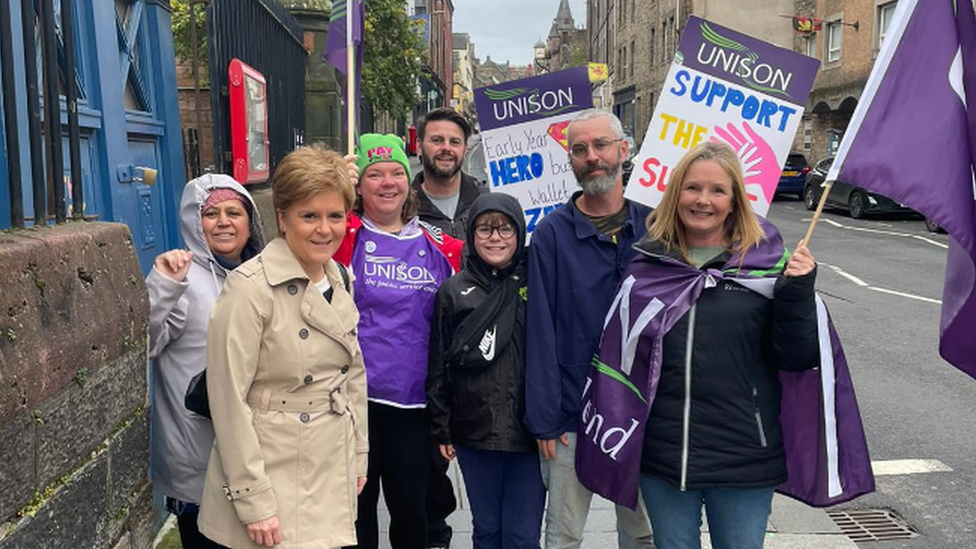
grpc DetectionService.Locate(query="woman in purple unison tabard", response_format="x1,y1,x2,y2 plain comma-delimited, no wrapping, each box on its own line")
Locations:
334,134,462,549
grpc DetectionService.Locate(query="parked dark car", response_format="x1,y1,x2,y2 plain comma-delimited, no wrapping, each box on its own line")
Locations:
776,152,811,198
803,156,914,219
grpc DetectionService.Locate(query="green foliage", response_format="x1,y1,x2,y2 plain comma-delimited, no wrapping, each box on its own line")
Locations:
170,0,208,72
361,0,426,122
565,44,589,68
74,368,88,388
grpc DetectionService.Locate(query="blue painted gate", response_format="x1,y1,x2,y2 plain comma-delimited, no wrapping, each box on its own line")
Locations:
0,0,185,272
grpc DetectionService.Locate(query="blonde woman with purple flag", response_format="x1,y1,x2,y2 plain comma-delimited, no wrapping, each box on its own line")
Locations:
575,142,874,549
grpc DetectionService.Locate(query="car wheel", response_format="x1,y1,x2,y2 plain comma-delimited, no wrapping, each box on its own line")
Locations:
924,217,947,233
849,191,867,219
803,185,818,211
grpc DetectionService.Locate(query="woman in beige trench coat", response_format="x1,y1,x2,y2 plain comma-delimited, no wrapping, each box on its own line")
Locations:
199,146,368,549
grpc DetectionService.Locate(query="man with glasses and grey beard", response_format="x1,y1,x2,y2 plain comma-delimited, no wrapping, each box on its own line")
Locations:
525,109,655,549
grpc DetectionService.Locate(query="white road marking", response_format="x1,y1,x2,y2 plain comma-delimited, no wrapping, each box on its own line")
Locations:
807,217,949,249
912,235,950,249
868,286,943,305
871,459,953,476
820,262,942,304
822,263,869,287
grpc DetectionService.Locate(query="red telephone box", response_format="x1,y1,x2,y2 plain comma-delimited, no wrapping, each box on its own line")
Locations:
228,59,270,184
407,126,418,156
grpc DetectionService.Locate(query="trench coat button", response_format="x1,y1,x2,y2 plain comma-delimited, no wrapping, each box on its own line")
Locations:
299,328,309,339
341,364,349,374
300,412,310,423
287,284,298,295
304,374,313,385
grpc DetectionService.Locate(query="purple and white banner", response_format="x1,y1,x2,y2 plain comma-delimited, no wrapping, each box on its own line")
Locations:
826,0,976,380
625,17,820,217
473,67,593,237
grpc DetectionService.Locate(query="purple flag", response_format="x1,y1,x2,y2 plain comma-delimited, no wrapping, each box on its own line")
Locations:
576,220,875,509
827,0,976,379
323,0,365,76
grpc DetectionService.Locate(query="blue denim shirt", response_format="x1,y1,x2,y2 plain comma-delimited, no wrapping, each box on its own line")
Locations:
525,192,651,439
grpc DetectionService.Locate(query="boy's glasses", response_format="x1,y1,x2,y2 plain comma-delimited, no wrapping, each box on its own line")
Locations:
474,224,516,239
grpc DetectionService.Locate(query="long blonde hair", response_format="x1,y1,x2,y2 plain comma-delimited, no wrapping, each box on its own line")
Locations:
645,141,765,264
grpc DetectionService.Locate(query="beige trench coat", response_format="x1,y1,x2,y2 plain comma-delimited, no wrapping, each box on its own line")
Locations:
198,238,368,549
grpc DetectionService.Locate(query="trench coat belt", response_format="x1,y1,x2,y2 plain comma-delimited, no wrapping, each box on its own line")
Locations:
246,385,350,415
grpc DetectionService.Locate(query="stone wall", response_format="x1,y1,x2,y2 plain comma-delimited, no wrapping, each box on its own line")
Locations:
0,223,152,549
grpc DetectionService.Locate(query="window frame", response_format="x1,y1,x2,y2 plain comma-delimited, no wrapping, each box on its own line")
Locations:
877,1,898,50
826,20,842,63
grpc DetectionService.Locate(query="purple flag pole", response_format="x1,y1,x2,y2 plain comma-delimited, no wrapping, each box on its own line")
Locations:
345,0,355,155
323,0,364,153
827,0,976,379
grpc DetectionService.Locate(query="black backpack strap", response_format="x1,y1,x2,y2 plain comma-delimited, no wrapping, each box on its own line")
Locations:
336,261,351,292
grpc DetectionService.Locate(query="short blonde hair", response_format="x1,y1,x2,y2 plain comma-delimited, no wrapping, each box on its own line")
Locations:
646,141,765,264
272,145,355,236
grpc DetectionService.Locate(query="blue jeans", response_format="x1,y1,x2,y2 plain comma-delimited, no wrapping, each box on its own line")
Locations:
639,474,773,549
456,445,546,549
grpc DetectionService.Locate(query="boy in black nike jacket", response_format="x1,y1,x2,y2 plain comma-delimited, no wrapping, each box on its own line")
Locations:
426,193,544,549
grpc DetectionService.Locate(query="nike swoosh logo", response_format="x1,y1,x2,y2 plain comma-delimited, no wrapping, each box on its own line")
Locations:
461,286,476,296
479,325,496,361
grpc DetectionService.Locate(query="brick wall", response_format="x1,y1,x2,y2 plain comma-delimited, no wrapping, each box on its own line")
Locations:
176,58,217,175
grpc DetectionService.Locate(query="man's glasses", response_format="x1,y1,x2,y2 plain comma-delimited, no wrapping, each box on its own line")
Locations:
474,224,516,239
570,138,623,158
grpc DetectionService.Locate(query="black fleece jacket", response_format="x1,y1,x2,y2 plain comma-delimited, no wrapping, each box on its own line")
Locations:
426,193,535,452
637,239,820,490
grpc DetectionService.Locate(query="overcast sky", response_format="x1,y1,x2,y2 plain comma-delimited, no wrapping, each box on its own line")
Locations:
453,0,587,67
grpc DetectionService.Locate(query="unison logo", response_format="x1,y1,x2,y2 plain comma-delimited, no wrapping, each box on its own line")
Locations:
485,86,579,122
694,21,793,98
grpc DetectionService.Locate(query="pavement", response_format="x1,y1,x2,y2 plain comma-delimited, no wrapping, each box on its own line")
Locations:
375,460,859,549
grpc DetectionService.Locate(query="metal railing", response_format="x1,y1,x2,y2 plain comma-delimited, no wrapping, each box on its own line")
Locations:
206,0,307,184
0,0,85,228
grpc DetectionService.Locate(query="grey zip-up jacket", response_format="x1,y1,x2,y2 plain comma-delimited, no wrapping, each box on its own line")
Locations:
146,174,265,503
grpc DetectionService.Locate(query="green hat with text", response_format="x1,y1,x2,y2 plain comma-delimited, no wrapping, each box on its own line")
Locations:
355,134,412,180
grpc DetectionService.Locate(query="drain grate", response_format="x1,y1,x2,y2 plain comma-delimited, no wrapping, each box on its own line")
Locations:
827,509,919,543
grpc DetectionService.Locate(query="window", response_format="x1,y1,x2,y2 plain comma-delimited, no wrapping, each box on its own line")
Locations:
804,36,816,58
621,45,628,79
826,21,842,62
630,40,636,78
878,2,898,49
803,119,812,151
669,16,675,53
650,28,656,65
662,20,669,62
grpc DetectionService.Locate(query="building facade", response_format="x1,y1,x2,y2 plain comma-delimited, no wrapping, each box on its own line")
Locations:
538,0,588,74
793,0,900,164
587,0,617,109
453,32,476,116
590,0,794,144
410,0,454,117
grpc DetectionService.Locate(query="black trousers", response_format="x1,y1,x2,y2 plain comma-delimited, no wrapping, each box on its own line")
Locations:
350,402,430,549
166,497,228,549
427,442,456,547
